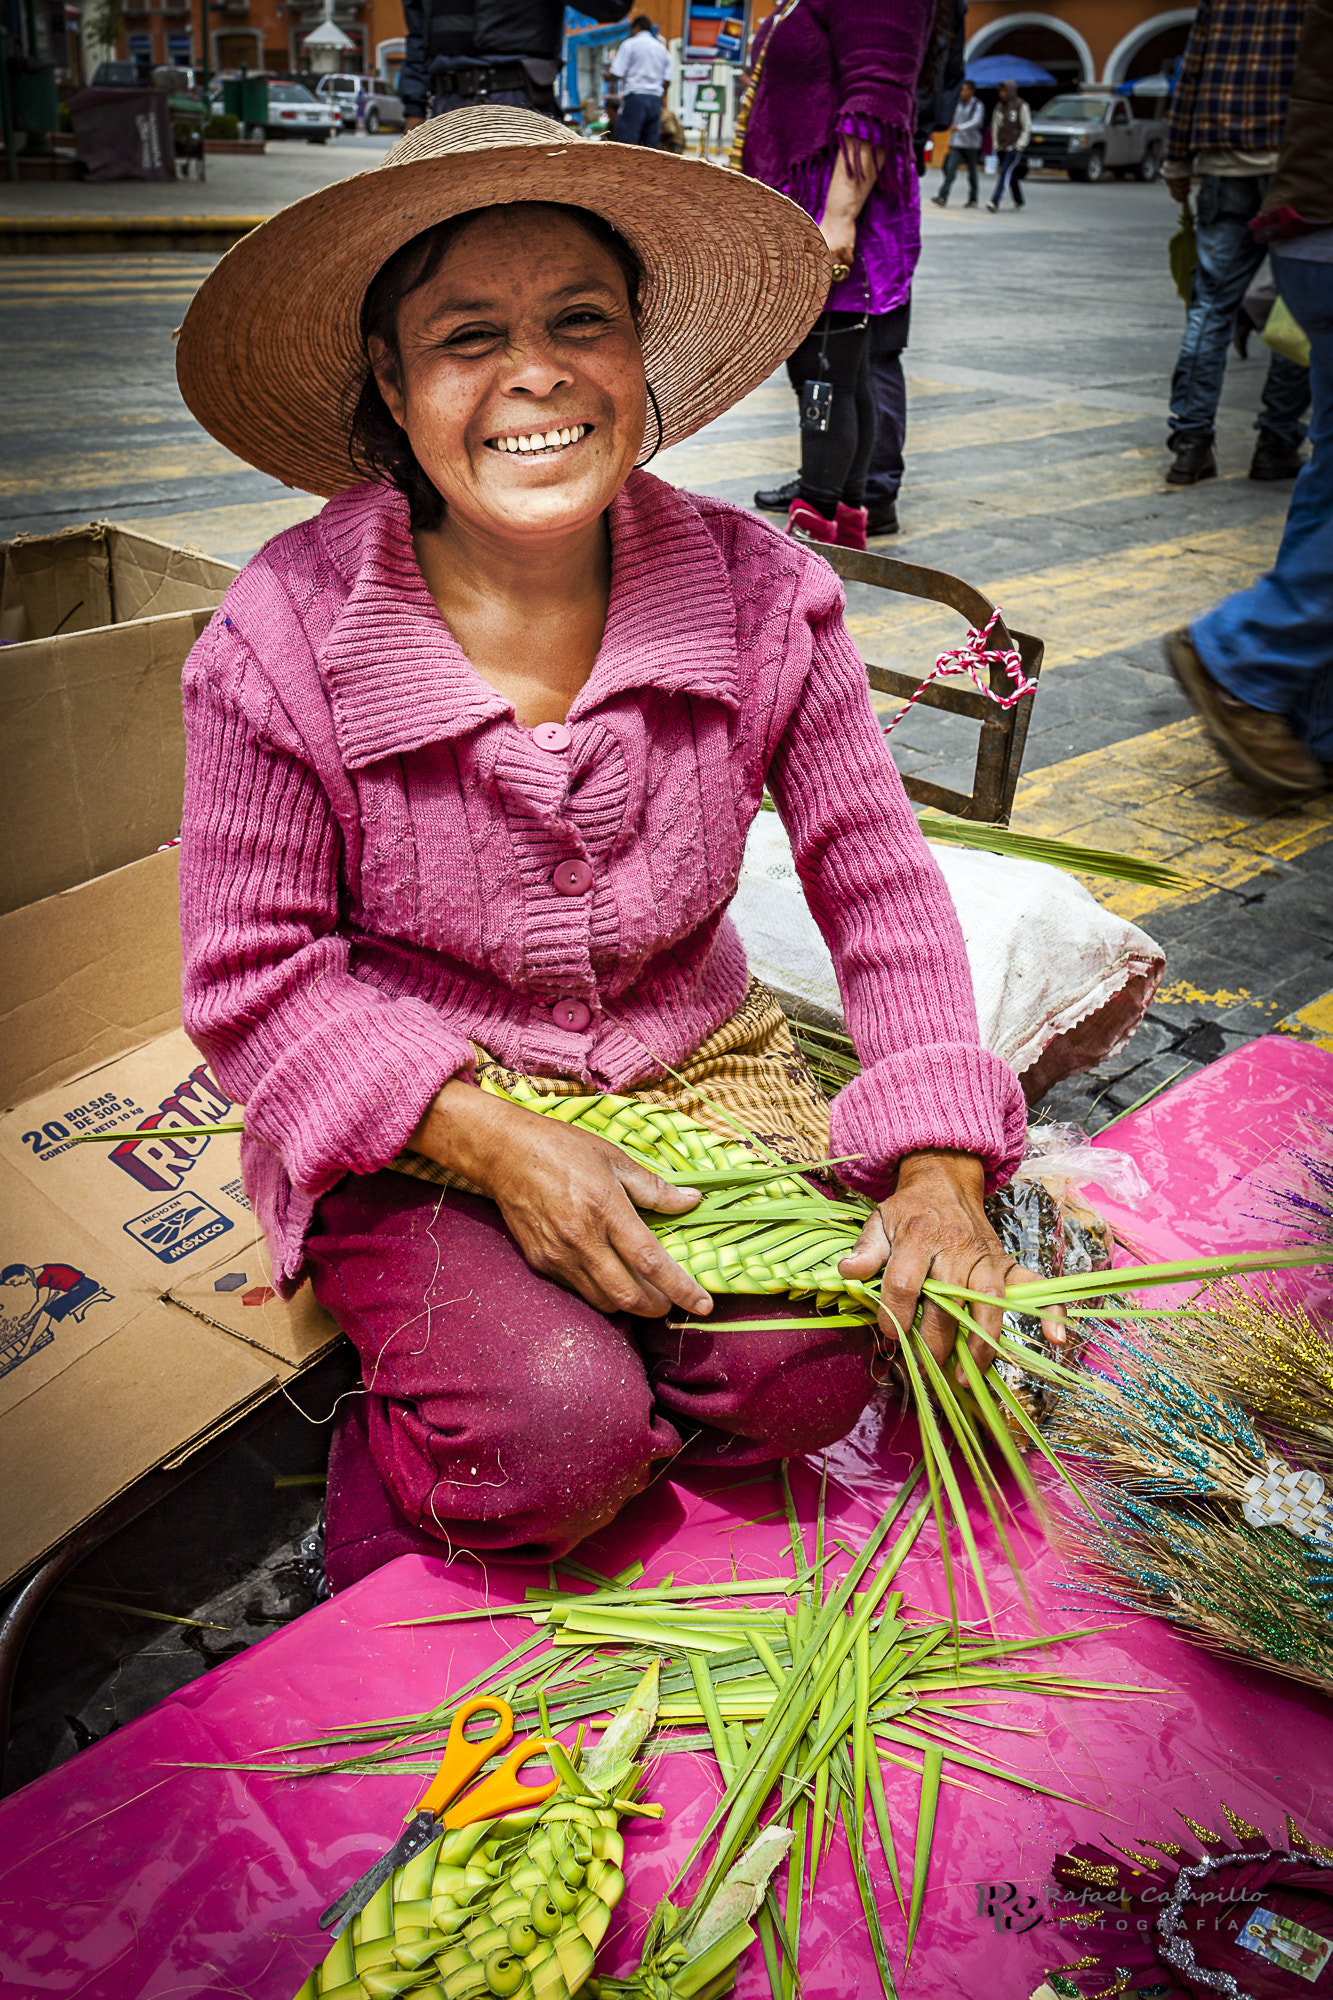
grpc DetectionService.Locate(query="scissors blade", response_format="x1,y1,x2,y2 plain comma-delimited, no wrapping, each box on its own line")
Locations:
318,1809,439,1935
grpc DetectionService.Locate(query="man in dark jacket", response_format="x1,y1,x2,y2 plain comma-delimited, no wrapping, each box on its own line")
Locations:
1166,0,1333,796
400,0,633,124
1162,0,1311,484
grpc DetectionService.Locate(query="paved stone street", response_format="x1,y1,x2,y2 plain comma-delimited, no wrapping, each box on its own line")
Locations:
4,166,1327,1117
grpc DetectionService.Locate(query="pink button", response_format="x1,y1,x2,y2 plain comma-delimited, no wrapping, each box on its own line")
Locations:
553,858,593,897
532,722,571,753
552,997,592,1033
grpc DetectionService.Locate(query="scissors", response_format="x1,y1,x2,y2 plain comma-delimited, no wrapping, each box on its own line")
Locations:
319,1695,560,1935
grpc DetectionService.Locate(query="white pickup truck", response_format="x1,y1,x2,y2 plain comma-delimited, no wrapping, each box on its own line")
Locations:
1027,90,1169,183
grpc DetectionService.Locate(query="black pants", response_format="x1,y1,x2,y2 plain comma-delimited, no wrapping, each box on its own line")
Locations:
865,300,910,509
786,311,875,516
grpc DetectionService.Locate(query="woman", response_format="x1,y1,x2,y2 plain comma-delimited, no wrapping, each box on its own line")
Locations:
738,0,932,550
931,78,983,209
987,79,1031,214
176,107,1050,1590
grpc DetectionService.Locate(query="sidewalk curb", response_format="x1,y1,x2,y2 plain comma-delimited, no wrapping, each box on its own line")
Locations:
0,216,263,254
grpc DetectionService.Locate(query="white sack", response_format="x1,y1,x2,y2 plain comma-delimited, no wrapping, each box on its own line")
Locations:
730,814,1165,1093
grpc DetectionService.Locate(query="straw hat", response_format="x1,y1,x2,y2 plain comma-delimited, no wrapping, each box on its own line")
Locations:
176,106,831,499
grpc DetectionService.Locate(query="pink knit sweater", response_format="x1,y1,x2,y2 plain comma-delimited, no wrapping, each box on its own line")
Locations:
180,474,1026,1288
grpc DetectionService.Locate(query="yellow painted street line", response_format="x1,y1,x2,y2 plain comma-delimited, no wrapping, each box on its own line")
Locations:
0,262,214,279
0,438,251,497
0,284,204,298
117,494,322,554
659,402,1142,486
846,520,1286,673
656,437,804,481
1276,991,1333,1050
1011,718,1333,922
902,375,969,397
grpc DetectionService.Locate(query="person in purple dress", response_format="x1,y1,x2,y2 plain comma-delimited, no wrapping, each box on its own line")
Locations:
740,0,934,551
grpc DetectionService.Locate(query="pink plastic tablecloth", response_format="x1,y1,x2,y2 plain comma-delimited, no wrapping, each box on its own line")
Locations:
2,1038,1331,2000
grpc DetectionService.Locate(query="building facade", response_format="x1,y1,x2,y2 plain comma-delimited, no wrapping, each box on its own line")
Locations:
106,0,406,81
960,1,1197,87
99,0,1194,102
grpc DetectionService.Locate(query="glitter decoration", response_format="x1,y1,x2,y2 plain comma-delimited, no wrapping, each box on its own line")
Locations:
1040,1269,1333,1687
1046,1824,1333,2000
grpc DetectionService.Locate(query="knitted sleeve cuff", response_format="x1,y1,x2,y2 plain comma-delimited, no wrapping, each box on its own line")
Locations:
237,996,476,1195
828,1043,1029,1199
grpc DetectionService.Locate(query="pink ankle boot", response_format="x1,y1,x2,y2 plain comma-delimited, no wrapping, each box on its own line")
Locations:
835,503,868,551
785,496,837,543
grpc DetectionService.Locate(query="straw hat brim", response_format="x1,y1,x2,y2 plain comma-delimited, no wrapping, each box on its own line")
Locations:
176,107,831,499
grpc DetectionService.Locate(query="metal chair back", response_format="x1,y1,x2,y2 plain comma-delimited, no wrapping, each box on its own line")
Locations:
816,541,1044,825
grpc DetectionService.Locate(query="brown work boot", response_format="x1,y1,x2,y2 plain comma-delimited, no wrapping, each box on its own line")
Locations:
1166,432,1217,485
1164,629,1326,798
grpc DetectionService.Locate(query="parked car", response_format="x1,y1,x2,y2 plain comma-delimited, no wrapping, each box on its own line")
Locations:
1027,90,1168,183
314,73,406,133
256,81,335,144
90,60,147,87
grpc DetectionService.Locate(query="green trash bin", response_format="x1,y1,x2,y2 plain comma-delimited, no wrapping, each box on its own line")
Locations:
222,73,268,135
10,58,58,153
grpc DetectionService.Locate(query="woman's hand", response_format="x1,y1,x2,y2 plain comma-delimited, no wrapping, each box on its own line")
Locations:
410,1081,712,1319
836,1148,1065,1380
818,211,859,275
819,137,885,277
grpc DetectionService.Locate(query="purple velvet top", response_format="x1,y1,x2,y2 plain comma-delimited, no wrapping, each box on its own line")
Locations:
741,0,932,315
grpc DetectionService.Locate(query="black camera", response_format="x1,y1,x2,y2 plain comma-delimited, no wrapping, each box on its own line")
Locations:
799,378,833,433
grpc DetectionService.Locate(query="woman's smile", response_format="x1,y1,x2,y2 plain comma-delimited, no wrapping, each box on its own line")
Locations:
484,422,592,458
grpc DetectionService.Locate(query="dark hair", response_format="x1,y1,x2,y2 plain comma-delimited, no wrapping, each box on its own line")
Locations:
630,13,655,31
348,202,644,532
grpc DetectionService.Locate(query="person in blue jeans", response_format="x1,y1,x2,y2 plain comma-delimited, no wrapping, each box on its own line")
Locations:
1166,176,1311,484
1166,0,1332,797
1161,0,1311,484
1169,248,1332,796
931,78,983,207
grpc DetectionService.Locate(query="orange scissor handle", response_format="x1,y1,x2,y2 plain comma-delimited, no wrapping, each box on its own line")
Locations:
416,1695,514,1817
440,1737,561,1829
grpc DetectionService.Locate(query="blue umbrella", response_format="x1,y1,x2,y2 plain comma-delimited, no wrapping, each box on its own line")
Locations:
964,55,1057,86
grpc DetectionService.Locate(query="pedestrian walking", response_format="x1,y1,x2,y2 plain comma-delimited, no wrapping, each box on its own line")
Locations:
1167,0,1333,798
986,80,1030,212
399,0,631,124
173,105,1034,1584
1161,0,1311,485
738,0,933,550
608,14,672,147
355,80,367,131
932,77,983,207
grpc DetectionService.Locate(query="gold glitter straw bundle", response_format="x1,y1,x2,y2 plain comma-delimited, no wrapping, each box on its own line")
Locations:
1048,1281,1333,1691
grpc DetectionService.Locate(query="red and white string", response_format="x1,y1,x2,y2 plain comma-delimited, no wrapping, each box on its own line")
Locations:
880,608,1037,737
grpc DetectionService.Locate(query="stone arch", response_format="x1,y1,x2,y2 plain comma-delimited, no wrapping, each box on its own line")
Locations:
1103,9,1197,83
965,13,1096,86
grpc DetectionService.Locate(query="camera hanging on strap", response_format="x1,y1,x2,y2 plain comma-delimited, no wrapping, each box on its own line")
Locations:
799,314,869,433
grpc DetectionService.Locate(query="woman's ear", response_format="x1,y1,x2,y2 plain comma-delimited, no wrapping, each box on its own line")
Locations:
368,333,407,428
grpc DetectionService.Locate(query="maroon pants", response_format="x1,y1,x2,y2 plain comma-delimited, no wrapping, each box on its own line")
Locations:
307,1172,878,1591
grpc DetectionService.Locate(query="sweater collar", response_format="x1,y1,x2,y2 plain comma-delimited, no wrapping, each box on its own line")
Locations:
317,473,739,770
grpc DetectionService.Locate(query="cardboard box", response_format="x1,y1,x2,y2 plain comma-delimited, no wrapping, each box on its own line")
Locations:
0,521,237,914
0,846,341,1591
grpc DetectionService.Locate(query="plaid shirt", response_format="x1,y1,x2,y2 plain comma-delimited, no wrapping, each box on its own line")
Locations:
1166,0,1305,163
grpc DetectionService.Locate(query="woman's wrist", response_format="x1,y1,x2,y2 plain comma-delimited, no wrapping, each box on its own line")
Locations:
408,1079,513,1190
892,1148,986,1200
